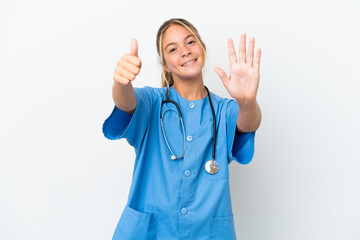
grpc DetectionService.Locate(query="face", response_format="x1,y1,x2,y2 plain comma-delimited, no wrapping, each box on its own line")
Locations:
162,24,206,81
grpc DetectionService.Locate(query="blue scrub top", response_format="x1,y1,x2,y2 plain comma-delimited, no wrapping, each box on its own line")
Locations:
102,86,255,240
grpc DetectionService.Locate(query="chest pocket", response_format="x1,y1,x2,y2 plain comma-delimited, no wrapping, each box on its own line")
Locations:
202,136,230,181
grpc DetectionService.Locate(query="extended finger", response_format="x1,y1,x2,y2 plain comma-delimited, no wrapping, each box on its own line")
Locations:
214,67,230,88
254,48,262,71
130,39,138,57
228,38,237,65
239,33,246,63
247,37,255,67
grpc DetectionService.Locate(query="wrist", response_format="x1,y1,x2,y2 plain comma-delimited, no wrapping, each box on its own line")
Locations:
235,98,257,110
114,79,132,87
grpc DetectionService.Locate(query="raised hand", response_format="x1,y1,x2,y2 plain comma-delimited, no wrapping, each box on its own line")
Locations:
113,39,142,85
214,33,261,106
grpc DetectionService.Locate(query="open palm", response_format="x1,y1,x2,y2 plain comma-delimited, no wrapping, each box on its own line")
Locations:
214,33,261,105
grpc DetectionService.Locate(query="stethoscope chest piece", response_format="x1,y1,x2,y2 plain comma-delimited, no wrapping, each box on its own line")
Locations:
205,159,219,174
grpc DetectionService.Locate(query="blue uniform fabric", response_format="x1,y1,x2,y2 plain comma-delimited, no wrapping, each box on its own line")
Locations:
102,86,255,240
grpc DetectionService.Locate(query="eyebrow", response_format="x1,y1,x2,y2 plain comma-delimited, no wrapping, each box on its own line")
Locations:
164,34,194,50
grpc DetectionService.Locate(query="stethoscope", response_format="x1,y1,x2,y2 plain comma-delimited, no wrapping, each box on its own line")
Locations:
160,83,219,175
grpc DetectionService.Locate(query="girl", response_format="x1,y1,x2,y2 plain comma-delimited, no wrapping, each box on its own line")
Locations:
103,18,262,240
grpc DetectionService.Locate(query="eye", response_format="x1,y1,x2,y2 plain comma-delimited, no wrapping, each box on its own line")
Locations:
169,48,176,53
188,40,195,45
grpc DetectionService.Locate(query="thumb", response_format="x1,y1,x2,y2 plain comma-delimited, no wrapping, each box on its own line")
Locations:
214,67,230,88
130,38,138,56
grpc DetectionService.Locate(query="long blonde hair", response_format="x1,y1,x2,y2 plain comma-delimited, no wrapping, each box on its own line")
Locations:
156,18,206,88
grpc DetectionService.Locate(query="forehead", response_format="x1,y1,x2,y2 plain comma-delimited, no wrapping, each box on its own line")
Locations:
162,24,194,45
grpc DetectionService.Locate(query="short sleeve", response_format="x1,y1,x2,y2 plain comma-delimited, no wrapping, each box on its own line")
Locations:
226,100,256,164
102,86,153,148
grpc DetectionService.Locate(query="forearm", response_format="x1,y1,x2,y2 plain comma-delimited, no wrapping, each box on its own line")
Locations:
235,100,262,133
112,81,137,115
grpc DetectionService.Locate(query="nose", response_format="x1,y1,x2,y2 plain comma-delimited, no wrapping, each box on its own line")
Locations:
180,46,191,57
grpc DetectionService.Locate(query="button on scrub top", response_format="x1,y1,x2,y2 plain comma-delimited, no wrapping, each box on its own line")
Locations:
102,86,255,240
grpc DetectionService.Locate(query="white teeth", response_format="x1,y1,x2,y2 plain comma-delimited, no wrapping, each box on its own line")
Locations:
183,59,196,67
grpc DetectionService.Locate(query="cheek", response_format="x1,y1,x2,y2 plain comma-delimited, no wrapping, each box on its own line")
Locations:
196,47,206,58
163,58,176,72
166,57,178,68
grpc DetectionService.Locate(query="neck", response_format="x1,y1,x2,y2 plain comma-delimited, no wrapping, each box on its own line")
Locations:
172,75,207,101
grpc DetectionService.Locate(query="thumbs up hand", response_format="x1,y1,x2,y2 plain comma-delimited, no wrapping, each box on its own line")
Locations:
113,39,142,85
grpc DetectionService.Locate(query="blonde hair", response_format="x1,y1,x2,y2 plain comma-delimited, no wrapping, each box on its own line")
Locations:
156,18,206,88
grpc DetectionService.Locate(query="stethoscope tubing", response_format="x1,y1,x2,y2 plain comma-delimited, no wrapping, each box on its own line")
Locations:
160,84,217,162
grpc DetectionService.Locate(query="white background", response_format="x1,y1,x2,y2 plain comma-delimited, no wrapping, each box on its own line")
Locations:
1,0,359,239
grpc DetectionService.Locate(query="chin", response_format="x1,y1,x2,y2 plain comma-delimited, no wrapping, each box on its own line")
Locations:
181,67,204,78
174,71,203,81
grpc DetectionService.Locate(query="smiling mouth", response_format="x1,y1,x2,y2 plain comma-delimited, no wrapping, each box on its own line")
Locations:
182,59,197,67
